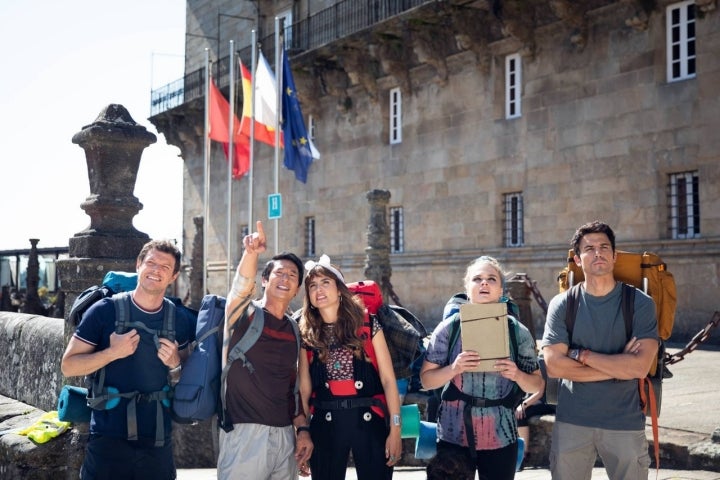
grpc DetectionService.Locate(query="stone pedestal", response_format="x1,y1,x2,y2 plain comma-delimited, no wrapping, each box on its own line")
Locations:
506,273,537,340
57,104,157,346
364,189,394,303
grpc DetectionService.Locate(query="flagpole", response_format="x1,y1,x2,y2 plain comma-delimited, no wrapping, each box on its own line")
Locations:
274,17,281,254
203,49,210,295
248,30,256,238
226,40,235,289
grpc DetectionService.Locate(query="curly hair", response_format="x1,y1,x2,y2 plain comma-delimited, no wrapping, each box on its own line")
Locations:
299,265,368,363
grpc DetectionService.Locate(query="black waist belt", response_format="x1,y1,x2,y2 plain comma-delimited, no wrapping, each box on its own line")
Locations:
441,381,518,408
313,397,378,410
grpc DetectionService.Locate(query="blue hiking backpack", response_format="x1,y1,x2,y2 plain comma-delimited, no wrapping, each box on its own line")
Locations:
172,294,225,423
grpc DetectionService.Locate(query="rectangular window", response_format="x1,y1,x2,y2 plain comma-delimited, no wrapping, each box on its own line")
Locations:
389,206,404,253
505,54,522,119
305,217,316,257
389,87,402,145
668,171,700,239
503,192,524,247
308,115,316,142
279,9,293,48
667,1,696,82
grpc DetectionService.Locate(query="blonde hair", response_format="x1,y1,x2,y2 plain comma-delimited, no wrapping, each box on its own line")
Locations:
463,256,507,292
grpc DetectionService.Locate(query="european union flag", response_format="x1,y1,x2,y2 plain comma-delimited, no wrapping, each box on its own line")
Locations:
282,49,320,183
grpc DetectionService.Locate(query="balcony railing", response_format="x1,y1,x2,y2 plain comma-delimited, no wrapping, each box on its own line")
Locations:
150,0,433,116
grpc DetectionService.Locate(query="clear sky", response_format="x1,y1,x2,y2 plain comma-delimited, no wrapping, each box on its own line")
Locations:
0,1,186,251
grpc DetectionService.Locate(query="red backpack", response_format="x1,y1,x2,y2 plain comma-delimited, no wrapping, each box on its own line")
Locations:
347,280,427,380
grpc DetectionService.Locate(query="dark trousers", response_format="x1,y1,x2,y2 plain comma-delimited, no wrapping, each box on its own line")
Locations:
80,434,175,480
309,408,392,480
436,439,518,480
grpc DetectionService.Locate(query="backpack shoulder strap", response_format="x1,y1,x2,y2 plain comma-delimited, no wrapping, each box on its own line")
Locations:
113,292,132,335
226,301,265,374
564,284,582,346
621,283,635,341
113,292,177,347
446,315,461,366
566,283,635,345
507,315,519,363
287,314,302,417
160,297,176,343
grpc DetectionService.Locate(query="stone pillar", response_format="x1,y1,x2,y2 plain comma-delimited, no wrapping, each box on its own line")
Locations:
364,189,396,303
189,216,205,309
21,239,46,315
506,273,537,340
57,105,157,347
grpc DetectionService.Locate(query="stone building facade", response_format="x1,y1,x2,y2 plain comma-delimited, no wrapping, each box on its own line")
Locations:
150,0,719,341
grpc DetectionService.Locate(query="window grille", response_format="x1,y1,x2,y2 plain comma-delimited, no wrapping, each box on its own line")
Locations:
668,171,700,239
503,192,524,247
305,217,316,257
308,115,316,141
389,207,404,253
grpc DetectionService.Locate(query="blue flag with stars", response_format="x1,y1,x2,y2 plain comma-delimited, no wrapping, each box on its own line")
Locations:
282,49,320,183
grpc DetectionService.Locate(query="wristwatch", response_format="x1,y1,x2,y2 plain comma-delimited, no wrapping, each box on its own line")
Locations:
568,349,581,361
392,414,401,427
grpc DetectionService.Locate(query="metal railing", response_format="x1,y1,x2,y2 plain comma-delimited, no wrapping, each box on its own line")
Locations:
150,0,433,116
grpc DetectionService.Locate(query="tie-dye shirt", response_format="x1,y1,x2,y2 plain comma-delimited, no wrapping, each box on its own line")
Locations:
425,314,539,450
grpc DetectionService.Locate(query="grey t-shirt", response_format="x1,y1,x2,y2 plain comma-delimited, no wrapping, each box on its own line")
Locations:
541,282,658,430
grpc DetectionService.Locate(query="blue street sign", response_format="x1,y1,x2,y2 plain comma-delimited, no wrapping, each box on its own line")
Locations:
268,193,282,219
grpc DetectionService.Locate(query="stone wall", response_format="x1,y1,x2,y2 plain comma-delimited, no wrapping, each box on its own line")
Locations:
0,313,63,412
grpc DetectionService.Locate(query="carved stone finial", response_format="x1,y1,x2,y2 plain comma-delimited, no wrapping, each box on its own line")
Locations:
70,104,156,259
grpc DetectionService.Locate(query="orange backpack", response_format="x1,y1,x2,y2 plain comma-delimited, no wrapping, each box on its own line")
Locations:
558,249,677,359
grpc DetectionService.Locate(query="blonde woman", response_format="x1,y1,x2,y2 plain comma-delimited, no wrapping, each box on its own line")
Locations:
420,256,542,480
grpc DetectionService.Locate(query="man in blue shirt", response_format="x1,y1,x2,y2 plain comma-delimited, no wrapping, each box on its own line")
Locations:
62,240,193,480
